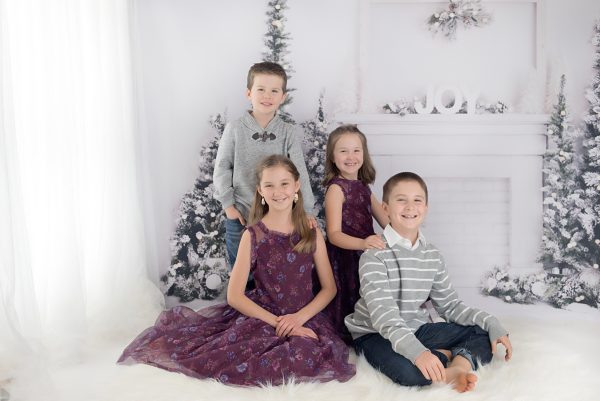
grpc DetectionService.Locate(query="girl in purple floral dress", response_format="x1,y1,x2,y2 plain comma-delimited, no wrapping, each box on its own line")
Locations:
118,155,355,386
322,125,389,342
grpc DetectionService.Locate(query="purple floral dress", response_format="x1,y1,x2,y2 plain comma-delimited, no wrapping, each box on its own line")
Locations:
324,177,375,342
118,221,355,386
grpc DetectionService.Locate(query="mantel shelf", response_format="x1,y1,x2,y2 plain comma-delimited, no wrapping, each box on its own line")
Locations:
335,113,550,125
333,114,550,142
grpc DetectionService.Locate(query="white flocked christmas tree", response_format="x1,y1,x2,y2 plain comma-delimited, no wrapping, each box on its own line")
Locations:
578,20,600,269
301,92,330,230
162,0,299,301
264,0,331,221
162,114,229,301
262,0,295,123
482,74,600,309
538,75,588,275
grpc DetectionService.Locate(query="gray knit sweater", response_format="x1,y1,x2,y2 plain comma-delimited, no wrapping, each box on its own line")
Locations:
345,230,508,364
213,111,315,220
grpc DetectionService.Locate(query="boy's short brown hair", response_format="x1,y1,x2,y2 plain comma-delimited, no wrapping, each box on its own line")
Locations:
247,62,288,92
382,172,429,204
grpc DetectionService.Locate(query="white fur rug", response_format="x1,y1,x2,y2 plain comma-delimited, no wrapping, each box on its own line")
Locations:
5,291,600,401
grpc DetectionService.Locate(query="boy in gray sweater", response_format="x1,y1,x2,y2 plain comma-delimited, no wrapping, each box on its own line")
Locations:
213,62,314,268
345,172,512,393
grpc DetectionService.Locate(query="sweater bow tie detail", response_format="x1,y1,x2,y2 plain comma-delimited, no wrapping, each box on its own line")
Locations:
252,131,276,142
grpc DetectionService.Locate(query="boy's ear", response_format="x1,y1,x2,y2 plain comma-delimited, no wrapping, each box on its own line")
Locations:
246,88,252,99
382,201,389,215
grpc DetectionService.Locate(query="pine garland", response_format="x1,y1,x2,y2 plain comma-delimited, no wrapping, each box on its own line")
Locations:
383,98,508,115
481,267,547,305
427,0,491,40
481,266,600,309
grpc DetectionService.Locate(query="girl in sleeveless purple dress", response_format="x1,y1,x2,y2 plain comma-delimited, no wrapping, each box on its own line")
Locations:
322,125,389,342
118,155,355,386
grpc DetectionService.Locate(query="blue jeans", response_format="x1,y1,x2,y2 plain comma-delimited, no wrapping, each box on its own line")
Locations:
224,217,245,268
354,323,493,387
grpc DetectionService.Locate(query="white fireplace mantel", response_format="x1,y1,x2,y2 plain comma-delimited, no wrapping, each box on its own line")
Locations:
335,114,549,155
334,113,549,286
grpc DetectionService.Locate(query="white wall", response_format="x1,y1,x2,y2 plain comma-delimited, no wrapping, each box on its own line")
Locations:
363,1,537,110
133,0,600,283
545,0,600,113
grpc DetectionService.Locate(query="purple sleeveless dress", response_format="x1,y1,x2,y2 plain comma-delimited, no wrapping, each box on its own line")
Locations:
324,177,375,342
118,221,355,386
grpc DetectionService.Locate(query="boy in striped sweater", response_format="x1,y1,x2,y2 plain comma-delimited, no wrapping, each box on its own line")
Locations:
345,172,512,393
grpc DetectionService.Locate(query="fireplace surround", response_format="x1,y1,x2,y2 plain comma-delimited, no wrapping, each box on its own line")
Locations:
334,114,549,287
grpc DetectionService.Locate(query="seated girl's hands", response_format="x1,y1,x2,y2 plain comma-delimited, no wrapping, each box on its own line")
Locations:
362,234,386,250
275,313,306,337
289,326,318,340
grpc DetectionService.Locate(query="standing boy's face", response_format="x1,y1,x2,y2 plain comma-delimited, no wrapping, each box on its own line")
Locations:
383,180,428,239
246,74,287,117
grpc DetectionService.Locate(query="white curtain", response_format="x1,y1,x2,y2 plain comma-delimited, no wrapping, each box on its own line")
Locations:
0,0,163,383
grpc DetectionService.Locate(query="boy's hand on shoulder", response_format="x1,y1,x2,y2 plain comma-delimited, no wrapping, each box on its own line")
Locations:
289,326,318,340
362,234,386,250
491,335,513,361
415,350,446,382
307,215,318,230
225,206,246,225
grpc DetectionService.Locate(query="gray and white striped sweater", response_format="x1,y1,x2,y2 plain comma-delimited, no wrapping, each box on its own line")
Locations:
345,240,507,364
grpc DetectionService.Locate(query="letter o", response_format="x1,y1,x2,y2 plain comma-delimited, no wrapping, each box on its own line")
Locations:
434,86,463,114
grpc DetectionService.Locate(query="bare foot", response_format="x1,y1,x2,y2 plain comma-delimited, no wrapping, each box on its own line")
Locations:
450,371,478,393
445,364,478,393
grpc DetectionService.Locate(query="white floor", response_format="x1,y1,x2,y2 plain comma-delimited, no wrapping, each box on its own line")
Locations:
5,289,600,401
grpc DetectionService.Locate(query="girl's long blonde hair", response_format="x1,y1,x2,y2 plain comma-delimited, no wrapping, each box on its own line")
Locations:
248,155,315,253
322,124,376,186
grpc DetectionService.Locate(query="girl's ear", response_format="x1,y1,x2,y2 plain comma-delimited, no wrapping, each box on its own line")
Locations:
294,180,300,192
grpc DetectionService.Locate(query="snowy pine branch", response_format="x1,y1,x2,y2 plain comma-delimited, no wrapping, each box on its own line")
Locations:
577,19,600,265
538,75,589,272
262,0,295,123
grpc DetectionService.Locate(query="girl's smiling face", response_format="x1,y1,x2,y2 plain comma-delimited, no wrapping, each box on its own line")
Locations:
257,166,300,212
332,133,364,180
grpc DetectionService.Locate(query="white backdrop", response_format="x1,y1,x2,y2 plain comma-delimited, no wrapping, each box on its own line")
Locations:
132,0,600,284
362,1,538,110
